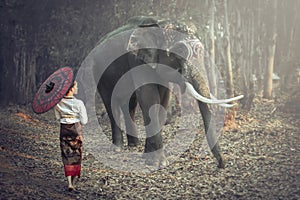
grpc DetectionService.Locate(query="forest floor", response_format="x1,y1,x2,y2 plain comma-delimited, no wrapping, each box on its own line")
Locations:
0,91,299,199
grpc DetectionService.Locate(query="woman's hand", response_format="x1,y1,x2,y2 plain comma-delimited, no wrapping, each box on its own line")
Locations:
77,135,84,142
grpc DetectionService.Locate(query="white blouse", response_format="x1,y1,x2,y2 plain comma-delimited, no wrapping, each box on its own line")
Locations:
54,96,88,125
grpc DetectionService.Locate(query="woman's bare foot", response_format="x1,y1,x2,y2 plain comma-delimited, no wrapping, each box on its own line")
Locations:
68,186,74,192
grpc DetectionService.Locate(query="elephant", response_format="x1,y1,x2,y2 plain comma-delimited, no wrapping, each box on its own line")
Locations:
78,16,243,168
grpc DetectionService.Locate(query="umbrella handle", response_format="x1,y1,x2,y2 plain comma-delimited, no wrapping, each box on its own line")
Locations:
45,82,55,93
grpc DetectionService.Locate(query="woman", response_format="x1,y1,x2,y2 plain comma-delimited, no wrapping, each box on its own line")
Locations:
54,81,88,191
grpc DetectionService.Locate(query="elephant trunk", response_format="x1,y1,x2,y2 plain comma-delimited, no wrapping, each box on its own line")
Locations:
184,62,226,168
184,62,213,132
184,61,244,168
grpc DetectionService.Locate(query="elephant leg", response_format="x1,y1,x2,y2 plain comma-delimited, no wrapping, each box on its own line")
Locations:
158,85,170,125
122,93,139,147
137,85,166,166
110,108,124,151
172,84,182,114
198,102,225,168
100,89,124,151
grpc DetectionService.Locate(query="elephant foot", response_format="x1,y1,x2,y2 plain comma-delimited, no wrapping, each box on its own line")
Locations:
217,156,226,169
163,112,172,125
159,156,169,167
143,150,168,168
128,142,140,147
110,144,122,153
211,145,225,168
127,135,140,147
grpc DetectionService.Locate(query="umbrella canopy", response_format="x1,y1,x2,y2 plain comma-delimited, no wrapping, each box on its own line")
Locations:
32,67,73,114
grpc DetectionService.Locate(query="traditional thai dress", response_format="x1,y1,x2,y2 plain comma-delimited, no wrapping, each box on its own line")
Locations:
54,96,88,178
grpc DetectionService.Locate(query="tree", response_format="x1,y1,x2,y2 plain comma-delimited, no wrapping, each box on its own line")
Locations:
1,0,299,109
208,0,217,95
223,0,234,98
263,0,278,99
222,0,237,124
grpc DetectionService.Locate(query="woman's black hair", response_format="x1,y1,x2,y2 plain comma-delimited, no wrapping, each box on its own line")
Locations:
66,81,76,95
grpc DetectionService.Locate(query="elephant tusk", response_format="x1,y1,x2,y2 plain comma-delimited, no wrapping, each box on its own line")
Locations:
185,82,244,105
210,94,237,108
218,102,236,108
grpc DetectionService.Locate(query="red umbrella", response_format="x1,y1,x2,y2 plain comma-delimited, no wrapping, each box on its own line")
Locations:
32,67,73,114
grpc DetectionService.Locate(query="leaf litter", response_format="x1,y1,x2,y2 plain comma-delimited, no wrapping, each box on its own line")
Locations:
0,94,299,199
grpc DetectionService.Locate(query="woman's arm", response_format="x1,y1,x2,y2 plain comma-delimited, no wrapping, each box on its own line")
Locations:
78,100,88,125
54,106,61,120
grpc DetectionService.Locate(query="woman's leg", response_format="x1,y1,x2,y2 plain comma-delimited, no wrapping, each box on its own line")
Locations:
71,176,77,186
67,176,74,191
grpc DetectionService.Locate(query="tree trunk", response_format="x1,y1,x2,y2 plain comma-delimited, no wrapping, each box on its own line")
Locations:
209,0,215,63
244,11,255,110
224,0,234,98
263,0,278,99
232,5,243,92
223,0,236,126
0,7,37,106
256,1,264,93
208,0,217,96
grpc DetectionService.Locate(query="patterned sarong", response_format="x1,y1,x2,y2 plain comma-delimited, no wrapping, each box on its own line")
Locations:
60,122,83,177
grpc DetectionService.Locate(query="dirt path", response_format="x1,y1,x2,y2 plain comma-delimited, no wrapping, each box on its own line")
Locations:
0,98,299,199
